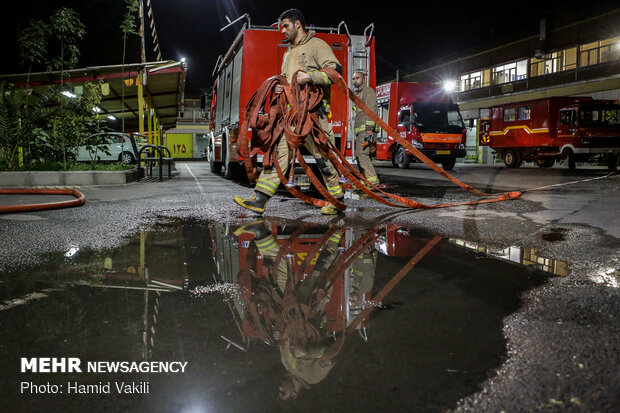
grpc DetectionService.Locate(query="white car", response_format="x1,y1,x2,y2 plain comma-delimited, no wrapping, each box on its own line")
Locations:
76,133,147,164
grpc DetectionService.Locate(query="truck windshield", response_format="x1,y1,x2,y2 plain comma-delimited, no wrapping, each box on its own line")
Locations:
579,104,620,127
411,102,465,133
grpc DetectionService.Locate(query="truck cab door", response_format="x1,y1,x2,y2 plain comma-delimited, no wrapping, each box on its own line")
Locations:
557,108,577,146
397,107,412,138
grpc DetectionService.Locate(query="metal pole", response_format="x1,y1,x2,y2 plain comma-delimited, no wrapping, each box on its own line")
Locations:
139,0,146,63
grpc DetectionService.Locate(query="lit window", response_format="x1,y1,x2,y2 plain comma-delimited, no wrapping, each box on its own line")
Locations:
503,108,516,122
518,106,531,120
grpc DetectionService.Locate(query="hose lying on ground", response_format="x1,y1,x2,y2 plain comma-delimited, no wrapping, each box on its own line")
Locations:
0,188,86,214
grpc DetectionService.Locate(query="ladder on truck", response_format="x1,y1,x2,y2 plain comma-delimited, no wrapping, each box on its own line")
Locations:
339,22,375,165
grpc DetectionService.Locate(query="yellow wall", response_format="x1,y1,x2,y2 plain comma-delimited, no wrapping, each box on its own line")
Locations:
166,133,193,158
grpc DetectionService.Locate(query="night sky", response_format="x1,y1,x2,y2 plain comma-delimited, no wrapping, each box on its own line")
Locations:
2,1,617,97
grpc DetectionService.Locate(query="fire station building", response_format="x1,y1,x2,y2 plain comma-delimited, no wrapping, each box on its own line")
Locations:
399,8,620,164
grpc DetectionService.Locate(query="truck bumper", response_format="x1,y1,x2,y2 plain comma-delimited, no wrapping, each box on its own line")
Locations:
410,149,467,160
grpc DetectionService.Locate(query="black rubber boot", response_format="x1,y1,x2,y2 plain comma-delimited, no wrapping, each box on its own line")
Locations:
233,191,271,214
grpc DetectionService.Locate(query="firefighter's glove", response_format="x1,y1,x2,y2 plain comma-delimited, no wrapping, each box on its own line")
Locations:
364,132,375,145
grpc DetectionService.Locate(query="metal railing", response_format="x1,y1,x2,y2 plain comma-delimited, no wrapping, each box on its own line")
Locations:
138,145,173,181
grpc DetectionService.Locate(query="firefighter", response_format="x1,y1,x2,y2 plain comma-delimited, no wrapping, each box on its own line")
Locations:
352,71,380,188
234,8,345,215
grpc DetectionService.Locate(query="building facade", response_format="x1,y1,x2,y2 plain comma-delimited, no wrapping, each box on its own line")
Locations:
399,8,620,164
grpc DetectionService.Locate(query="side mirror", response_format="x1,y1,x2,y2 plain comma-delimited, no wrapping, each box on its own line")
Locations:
469,119,475,128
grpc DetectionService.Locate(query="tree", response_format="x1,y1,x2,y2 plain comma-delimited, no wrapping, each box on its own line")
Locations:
0,86,59,170
47,81,105,168
48,8,86,81
18,20,50,85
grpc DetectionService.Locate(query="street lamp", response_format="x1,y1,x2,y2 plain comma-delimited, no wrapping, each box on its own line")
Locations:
443,80,456,92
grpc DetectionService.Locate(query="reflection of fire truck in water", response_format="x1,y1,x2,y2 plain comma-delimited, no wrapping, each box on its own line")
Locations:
207,16,376,181
479,96,620,170
374,82,467,171
209,220,441,347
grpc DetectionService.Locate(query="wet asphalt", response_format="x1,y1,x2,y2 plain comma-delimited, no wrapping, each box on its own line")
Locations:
0,161,618,412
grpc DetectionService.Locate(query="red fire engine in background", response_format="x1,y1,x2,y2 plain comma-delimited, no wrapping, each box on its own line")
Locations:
480,96,620,170
374,82,467,171
207,17,376,181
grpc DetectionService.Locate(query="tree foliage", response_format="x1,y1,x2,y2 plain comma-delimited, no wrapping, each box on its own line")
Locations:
18,20,50,75
0,82,104,171
48,7,87,75
121,0,140,36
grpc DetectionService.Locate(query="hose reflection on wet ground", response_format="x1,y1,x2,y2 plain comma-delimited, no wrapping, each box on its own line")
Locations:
0,218,561,412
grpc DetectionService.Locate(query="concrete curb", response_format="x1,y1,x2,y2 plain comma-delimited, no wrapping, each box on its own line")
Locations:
0,168,143,187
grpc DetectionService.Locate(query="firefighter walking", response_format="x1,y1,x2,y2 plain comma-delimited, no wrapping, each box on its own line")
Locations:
234,8,345,215
352,71,380,187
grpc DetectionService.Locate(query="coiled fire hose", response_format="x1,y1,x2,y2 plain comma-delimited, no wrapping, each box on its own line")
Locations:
238,69,521,210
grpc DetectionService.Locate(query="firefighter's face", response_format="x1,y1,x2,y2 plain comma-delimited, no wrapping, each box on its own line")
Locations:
352,72,365,88
281,18,300,43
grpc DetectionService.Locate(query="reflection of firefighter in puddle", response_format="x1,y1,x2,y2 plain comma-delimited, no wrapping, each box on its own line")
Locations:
235,219,346,400
348,241,377,308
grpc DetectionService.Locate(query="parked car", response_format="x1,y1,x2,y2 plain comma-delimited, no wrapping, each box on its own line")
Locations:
75,132,147,164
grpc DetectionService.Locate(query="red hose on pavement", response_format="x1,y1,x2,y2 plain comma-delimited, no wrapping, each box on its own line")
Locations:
0,188,86,213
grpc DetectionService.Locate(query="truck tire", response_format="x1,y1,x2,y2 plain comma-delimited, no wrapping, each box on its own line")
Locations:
606,154,618,172
563,148,576,171
441,157,456,170
208,142,222,174
537,158,555,168
391,147,398,167
504,150,522,168
395,146,410,169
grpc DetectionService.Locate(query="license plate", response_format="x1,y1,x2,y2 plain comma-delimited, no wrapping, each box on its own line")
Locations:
436,150,451,155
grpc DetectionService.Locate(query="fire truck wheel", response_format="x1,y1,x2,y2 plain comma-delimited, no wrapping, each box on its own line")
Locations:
504,150,522,168
563,148,576,170
441,158,456,170
606,154,618,172
208,144,222,174
395,147,410,169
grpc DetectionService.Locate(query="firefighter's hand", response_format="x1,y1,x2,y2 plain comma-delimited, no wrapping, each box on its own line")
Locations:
274,85,284,94
295,71,312,85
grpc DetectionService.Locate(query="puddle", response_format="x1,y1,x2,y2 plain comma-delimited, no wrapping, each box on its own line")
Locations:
540,227,569,243
0,218,565,412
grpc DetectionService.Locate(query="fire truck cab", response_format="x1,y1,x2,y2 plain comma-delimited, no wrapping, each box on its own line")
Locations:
374,82,467,170
207,17,376,181
481,96,620,170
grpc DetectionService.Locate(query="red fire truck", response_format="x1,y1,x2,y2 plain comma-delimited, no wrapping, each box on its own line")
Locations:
480,96,620,170
374,82,467,170
207,17,376,180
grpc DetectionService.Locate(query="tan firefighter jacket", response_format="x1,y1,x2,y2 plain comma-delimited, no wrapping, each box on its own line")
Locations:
353,84,379,135
281,30,340,113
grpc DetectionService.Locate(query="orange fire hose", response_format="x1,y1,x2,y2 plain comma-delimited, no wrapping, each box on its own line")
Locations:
239,70,521,210
0,188,86,213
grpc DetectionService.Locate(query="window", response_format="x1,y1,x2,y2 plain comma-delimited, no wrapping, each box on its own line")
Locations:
503,108,516,122
459,71,482,91
579,38,620,67
559,110,575,125
492,60,527,84
563,48,577,70
580,41,600,67
580,105,620,126
399,109,411,131
518,106,531,120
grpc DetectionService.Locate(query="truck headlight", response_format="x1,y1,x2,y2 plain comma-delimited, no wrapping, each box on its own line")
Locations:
412,140,424,149
458,143,466,150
